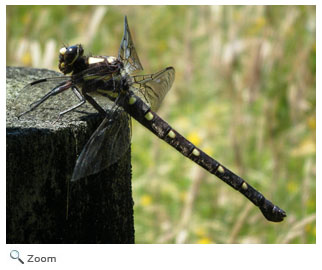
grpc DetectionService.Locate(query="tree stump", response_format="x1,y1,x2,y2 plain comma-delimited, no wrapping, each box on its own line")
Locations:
6,66,134,244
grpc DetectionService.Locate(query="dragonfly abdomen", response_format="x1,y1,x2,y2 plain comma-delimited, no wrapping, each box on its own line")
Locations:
123,92,229,173
123,92,286,222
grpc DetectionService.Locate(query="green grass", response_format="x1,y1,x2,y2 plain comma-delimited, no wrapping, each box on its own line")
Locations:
6,5,316,243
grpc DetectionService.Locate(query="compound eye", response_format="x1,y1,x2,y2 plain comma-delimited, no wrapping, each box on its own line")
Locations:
64,46,79,64
58,44,83,74
66,46,77,56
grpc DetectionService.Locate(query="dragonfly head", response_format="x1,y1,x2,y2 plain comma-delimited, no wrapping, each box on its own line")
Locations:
58,44,84,74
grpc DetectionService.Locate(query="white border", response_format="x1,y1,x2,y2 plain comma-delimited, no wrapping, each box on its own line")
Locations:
1,1,320,270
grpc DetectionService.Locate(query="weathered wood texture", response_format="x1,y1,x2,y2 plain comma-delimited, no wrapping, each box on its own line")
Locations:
6,67,134,243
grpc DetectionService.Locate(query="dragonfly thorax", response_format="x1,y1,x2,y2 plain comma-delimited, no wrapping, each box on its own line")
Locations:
91,73,131,102
88,56,117,65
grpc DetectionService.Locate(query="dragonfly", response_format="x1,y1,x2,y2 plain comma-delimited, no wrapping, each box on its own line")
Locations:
17,16,286,222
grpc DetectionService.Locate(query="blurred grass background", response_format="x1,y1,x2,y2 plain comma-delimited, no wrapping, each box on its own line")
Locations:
6,5,316,244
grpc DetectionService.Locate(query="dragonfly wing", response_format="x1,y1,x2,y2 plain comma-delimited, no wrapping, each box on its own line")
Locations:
71,109,131,181
131,67,175,111
118,16,143,74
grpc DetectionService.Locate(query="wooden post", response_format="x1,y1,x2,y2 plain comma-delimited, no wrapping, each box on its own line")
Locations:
6,67,134,243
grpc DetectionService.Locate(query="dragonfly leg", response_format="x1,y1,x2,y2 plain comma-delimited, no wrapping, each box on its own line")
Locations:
83,92,109,117
53,87,86,123
59,87,86,117
18,81,73,119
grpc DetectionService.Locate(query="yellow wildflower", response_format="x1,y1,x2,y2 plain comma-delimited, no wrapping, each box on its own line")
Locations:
197,237,212,244
187,131,201,147
140,194,152,206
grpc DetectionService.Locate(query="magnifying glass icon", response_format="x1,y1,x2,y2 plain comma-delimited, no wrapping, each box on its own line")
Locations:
10,250,24,264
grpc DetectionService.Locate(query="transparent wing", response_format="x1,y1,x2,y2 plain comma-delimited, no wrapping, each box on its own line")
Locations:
118,16,143,74
71,109,131,181
131,67,175,111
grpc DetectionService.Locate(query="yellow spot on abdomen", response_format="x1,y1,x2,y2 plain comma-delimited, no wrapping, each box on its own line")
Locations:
129,96,137,105
217,165,225,174
241,182,248,190
145,112,154,121
192,148,200,156
167,130,176,139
